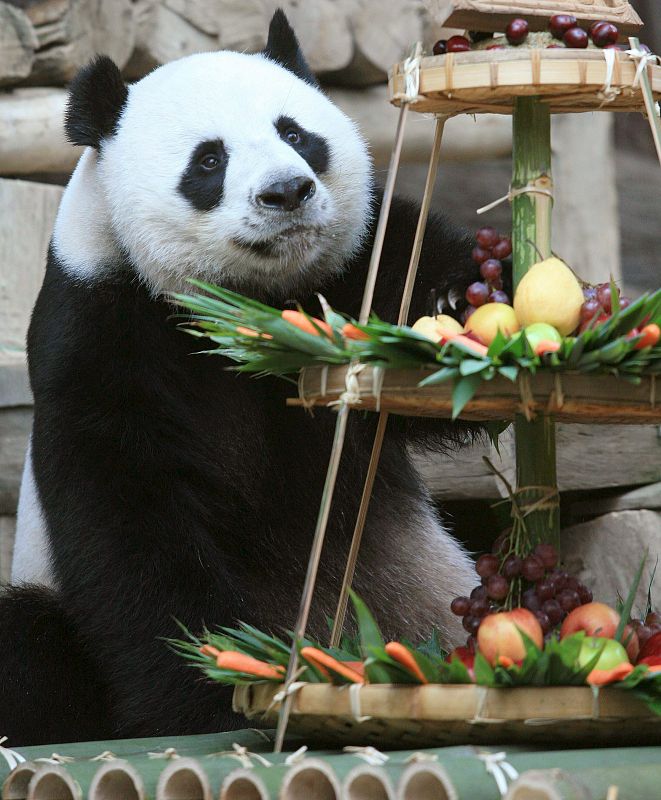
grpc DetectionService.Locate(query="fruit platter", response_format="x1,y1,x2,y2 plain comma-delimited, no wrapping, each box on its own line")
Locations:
175,237,661,424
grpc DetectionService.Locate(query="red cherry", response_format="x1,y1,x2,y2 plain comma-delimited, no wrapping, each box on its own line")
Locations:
461,305,477,325
590,22,618,47
535,611,552,634
536,580,555,602
446,35,471,53
432,39,448,56
580,299,601,321
506,18,529,45
521,556,545,582
563,28,589,48
549,14,577,39
471,597,490,617
522,588,541,613
542,599,563,625
471,585,488,600
534,543,558,569
491,237,512,260
618,296,632,310
476,227,500,249
472,246,492,265
596,283,614,312
486,574,510,601
502,554,522,579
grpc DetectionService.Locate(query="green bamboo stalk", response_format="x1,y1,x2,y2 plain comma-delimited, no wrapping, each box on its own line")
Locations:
511,96,560,550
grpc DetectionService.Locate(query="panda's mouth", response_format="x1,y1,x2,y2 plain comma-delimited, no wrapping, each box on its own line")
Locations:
231,225,320,258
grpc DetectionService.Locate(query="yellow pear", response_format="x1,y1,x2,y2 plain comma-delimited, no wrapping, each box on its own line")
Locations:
465,303,520,345
435,314,464,336
411,316,443,342
514,257,584,336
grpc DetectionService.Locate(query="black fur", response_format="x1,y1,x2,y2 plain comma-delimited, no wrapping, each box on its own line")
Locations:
65,55,128,149
0,194,481,744
178,139,229,212
276,116,330,175
262,9,318,86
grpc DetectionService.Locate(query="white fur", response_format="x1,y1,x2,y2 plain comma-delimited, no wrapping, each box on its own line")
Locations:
12,439,56,587
56,51,372,297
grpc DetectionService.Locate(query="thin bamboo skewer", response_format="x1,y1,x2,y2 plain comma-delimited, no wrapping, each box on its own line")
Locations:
273,103,411,753
329,116,447,648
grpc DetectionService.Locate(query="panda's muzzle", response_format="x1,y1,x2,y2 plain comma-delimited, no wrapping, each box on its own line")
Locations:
256,176,316,212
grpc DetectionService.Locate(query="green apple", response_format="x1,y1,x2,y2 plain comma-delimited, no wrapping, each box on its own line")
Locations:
577,636,629,671
523,322,563,352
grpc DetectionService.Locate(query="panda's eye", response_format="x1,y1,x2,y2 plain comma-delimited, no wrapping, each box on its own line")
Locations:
200,154,219,171
285,129,301,145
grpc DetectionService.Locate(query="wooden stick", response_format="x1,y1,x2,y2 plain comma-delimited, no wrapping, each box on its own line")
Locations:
328,117,447,648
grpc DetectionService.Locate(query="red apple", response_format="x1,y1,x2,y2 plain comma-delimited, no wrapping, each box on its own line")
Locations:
477,608,543,666
560,602,639,660
639,655,661,668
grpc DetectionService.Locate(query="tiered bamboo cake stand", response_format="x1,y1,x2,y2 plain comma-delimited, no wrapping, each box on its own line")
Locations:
237,1,661,751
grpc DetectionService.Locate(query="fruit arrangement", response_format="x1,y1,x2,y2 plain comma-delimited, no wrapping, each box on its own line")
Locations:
172,587,661,714
431,15,648,54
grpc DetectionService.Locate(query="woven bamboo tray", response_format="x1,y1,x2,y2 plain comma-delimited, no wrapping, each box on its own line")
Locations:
234,683,661,748
389,49,661,115
289,365,661,423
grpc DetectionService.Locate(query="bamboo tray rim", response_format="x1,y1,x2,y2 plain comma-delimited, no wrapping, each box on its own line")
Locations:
289,365,661,423
234,682,659,723
388,47,661,114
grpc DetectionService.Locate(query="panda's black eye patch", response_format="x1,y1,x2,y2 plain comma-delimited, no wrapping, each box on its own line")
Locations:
178,139,228,212
276,116,329,175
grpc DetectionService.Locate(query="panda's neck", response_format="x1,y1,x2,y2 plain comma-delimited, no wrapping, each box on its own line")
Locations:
52,149,124,281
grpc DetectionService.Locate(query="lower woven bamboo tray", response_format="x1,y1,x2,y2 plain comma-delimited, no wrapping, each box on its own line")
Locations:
289,366,661,423
234,683,661,748
388,49,661,115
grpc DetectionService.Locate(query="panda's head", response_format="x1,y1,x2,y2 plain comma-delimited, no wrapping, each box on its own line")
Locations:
57,10,372,298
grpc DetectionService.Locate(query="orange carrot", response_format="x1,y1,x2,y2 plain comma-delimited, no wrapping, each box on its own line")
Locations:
342,323,370,341
497,655,515,668
634,323,660,350
300,647,365,683
200,644,222,659
587,662,634,686
215,651,285,680
385,642,428,684
534,340,561,356
236,325,273,340
281,310,333,338
451,334,489,357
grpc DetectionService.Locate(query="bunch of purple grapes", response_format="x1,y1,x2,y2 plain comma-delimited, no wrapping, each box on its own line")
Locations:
630,611,661,648
578,283,631,334
450,538,593,642
463,227,512,324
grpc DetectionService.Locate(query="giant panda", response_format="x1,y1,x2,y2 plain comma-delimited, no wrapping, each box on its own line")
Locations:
2,11,484,745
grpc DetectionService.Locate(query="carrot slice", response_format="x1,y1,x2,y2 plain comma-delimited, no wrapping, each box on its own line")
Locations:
587,662,634,686
635,323,661,350
385,642,428,684
236,325,273,340
300,647,365,683
534,340,561,356
342,323,370,341
215,651,285,680
200,644,223,659
497,655,515,668
281,310,333,338
451,334,489,357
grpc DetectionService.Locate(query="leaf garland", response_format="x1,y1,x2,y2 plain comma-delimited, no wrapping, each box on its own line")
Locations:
169,593,661,716
173,282,661,418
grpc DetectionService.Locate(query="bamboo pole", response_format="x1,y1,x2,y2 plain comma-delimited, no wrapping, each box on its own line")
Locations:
511,97,560,549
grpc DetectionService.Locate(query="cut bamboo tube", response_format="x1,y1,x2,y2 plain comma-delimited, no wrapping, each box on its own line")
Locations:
507,763,661,800
397,764,456,800
87,761,144,800
344,766,395,800
279,760,341,800
220,769,269,800
26,765,79,800
512,95,560,550
3,762,38,800
156,758,211,800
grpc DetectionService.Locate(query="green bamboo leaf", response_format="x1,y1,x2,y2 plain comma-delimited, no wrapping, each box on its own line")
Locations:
499,365,519,382
460,359,490,376
418,367,459,387
451,373,483,419
614,552,648,642
349,590,386,657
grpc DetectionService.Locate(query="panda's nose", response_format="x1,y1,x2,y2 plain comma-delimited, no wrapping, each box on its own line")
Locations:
256,177,316,212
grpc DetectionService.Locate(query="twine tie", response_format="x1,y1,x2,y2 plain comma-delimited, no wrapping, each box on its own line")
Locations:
0,737,25,771
477,181,554,215
402,43,423,102
343,746,389,766
476,751,519,797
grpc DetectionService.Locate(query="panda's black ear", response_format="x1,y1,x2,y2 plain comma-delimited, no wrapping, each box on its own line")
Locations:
263,9,318,86
65,55,128,149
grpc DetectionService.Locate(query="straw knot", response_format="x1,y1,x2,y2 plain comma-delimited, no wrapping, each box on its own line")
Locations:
343,746,389,766
0,737,26,771
476,751,519,797
477,177,554,215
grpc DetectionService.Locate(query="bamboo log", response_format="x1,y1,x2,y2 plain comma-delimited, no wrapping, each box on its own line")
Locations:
507,764,661,800
511,97,560,550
